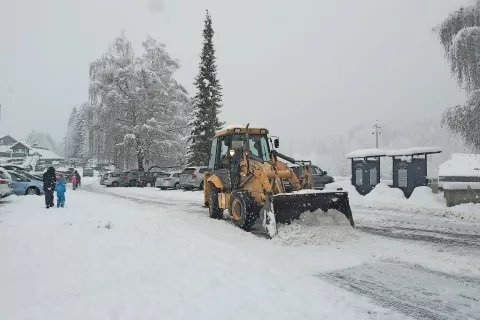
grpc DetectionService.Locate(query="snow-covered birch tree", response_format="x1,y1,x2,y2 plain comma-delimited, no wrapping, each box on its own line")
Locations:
435,1,480,152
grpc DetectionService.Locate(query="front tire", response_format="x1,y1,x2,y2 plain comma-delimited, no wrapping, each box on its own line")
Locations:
199,180,204,190
146,182,152,188
26,187,39,196
209,187,224,219
229,191,256,230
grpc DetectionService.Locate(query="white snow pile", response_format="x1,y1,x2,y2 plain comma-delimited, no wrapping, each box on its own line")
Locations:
273,210,359,247
364,183,407,206
408,187,445,209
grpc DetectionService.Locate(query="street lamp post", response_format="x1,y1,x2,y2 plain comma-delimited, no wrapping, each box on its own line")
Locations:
372,120,382,148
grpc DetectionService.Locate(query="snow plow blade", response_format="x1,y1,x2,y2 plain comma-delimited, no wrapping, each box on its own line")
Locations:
272,191,355,227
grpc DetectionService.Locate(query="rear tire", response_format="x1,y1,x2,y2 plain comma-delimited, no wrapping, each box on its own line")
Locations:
209,187,224,219
146,182,152,188
229,191,256,230
174,183,180,190
129,180,138,187
111,181,119,188
199,180,204,190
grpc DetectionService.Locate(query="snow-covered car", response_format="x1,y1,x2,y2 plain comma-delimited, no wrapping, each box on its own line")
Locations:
100,172,124,187
19,171,43,181
156,172,181,190
83,168,94,177
179,167,208,190
8,171,44,195
0,169,14,198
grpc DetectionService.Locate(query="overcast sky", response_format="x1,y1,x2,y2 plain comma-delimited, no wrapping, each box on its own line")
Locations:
0,0,469,149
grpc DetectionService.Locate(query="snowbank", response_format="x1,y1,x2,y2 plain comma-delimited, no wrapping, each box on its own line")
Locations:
325,180,479,221
407,186,445,209
364,183,407,206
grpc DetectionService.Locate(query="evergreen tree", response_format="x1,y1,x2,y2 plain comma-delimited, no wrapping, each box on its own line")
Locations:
187,10,224,166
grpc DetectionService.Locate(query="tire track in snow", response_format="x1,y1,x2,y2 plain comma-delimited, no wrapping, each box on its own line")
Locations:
356,225,480,250
318,261,480,320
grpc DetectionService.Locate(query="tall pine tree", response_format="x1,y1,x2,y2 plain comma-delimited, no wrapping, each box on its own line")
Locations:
187,10,224,166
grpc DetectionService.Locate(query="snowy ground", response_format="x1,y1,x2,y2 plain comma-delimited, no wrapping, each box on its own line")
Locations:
1,178,479,319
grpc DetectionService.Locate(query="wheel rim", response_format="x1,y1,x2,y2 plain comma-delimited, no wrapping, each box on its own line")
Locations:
27,188,36,195
146,183,152,187
231,199,242,221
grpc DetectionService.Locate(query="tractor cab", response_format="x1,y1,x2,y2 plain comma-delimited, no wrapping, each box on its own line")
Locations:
207,126,273,190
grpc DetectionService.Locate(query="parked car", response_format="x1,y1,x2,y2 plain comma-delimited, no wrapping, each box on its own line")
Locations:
56,167,76,182
284,163,335,192
139,171,167,187
8,171,44,195
0,169,14,199
156,172,181,190
100,172,124,187
83,168,94,177
121,170,146,187
179,167,208,190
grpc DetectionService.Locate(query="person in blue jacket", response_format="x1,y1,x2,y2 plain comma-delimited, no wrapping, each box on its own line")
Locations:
55,175,67,208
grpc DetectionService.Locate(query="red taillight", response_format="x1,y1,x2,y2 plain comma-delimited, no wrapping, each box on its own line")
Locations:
192,173,197,179
0,180,8,184
124,176,128,180
163,178,171,181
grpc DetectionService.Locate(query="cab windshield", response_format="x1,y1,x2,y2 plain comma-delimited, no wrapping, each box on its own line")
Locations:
230,134,271,162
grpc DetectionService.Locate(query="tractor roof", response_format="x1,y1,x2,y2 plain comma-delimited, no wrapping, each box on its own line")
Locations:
215,125,269,137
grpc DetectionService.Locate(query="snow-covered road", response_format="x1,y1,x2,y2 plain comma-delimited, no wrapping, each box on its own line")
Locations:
1,180,479,320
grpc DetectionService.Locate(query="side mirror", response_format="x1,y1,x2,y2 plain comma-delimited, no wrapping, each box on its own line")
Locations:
274,138,279,148
323,171,328,175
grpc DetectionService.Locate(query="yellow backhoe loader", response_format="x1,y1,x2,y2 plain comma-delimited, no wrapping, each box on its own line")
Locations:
203,125,354,237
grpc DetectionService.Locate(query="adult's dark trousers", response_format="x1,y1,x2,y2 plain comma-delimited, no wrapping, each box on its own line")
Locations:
44,190,54,207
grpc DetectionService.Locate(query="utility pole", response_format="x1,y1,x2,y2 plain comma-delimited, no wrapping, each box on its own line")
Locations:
372,120,381,148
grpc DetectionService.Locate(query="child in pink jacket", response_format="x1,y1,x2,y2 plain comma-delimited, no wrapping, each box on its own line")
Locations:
71,175,77,190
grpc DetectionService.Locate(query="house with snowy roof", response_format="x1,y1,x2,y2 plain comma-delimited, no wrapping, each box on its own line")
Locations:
0,134,31,158
0,134,62,165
